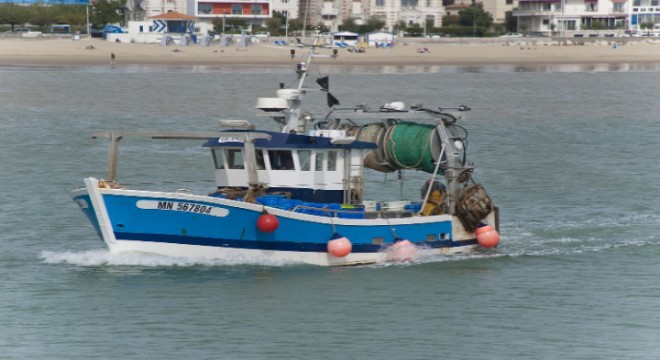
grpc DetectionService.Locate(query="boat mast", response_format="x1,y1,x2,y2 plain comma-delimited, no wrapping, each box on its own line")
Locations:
282,48,315,134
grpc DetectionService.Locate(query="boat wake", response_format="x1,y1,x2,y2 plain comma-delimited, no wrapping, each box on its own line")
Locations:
498,213,660,258
39,245,504,269
39,249,306,268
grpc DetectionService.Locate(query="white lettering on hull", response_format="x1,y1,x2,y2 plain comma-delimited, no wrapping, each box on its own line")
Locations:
136,200,229,217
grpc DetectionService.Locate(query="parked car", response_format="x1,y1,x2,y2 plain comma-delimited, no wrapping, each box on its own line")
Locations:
4,27,32,33
90,28,104,38
500,32,523,38
254,31,270,39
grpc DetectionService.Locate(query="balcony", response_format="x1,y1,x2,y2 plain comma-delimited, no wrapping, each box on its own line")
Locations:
513,9,560,16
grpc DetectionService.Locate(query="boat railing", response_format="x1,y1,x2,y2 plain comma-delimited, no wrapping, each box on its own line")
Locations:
287,204,419,219
290,204,364,219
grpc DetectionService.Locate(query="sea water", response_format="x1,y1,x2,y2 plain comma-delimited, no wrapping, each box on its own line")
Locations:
1,63,660,359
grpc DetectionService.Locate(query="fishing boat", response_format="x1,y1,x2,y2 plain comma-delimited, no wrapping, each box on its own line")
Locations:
71,46,500,266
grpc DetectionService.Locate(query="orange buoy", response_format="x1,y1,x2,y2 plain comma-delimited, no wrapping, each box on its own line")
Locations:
327,233,352,257
475,225,500,248
256,212,279,233
389,239,416,262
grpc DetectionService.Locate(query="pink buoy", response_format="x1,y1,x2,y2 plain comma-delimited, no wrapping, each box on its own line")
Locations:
475,225,500,248
389,239,416,262
327,233,352,258
256,212,279,233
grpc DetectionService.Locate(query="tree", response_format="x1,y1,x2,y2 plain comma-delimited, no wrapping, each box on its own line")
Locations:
52,4,86,30
0,3,31,32
404,24,423,37
90,0,123,27
393,20,406,35
504,10,517,33
28,4,56,32
225,17,247,33
442,14,459,27
640,21,654,36
264,16,283,36
458,2,493,36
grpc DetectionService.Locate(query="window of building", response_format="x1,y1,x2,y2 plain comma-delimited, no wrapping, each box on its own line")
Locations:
542,3,551,10
198,3,212,14
251,5,263,15
543,19,550,25
232,4,243,15
376,0,384,6
633,0,641,6
401,0,417,10
506,0,513,4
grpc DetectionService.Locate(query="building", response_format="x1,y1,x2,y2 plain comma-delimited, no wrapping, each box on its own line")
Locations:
630,0,659,31
124,0,272,30
193,0,272,29
514,0,629,34
482,0,518,24
370,0,445,33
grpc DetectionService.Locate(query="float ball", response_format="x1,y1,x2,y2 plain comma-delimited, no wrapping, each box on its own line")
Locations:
256,213,279,233
475,225,500,248
327,235,352,258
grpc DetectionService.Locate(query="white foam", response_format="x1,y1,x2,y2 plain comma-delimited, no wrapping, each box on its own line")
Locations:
39,249,305,268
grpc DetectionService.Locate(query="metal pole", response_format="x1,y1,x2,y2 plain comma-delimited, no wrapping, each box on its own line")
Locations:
285,11,289,43
223,13,226,34
86,6,90,38
560,0,565,38
423,14,427,38
472,0,476,37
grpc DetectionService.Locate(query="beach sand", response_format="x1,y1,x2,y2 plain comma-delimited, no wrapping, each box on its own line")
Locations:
2,37,660,68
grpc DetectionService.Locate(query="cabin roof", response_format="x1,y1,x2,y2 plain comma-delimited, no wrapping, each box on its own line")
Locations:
202,130,377,149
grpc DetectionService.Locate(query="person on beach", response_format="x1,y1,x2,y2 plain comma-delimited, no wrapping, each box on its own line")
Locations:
110,53,116,64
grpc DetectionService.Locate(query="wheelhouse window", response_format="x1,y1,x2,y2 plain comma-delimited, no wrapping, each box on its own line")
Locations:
255,150,266,170
298,150,311,171
226,149,244,169
327,151,337,171
269,150,294,170
315,152,324,171
212,149,225,169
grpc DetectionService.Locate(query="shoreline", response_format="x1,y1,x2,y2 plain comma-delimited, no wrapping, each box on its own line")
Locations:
3,37,660,69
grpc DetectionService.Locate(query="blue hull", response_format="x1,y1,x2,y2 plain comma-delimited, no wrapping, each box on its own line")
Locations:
72,179,479,265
